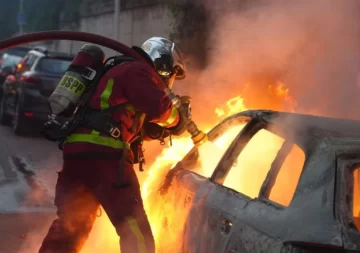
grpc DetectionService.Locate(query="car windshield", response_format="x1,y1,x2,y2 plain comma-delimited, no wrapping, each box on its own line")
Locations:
37,58,72,74
1,54,22,68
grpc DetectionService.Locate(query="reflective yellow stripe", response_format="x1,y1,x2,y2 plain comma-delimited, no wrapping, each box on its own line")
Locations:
158,106,179,127
139,113,146,123
65,133,130,149
125,216,147,253
100,78,114,110
65,79,140,149
91,130,100,135
125,104,136,113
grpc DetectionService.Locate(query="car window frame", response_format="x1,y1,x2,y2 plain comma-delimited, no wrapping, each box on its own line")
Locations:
177,115,252,177
338,157,360,230
210,117,265,184
336,155,360,250
210,118,307,208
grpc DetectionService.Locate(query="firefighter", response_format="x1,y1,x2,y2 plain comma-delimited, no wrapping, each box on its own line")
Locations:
38,37,189,253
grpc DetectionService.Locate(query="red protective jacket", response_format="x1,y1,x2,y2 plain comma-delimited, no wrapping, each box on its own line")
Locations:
63,60,180,162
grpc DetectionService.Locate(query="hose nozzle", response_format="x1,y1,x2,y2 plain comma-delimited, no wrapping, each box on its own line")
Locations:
186,120,208,146
164,88,208,146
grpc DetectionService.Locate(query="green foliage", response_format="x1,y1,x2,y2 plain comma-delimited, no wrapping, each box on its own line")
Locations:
168,0,210,69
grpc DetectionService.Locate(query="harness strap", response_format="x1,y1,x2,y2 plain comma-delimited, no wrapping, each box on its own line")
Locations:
116,146,131,188
67,65,97,81
65,132,130,150
63,152,134,163
80,104,128,139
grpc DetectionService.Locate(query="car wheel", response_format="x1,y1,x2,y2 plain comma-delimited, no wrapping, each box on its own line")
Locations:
12,98,28,135
0,93,11,125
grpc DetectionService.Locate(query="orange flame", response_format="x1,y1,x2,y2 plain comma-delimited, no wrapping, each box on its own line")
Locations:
81,81,299,252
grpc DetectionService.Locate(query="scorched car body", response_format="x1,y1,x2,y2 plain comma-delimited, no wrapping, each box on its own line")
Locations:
160,110,360,253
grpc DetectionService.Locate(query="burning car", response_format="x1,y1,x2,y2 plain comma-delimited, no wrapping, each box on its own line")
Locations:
157,109,360,253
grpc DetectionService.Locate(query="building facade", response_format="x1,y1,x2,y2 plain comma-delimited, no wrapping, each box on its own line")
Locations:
56,0,176,56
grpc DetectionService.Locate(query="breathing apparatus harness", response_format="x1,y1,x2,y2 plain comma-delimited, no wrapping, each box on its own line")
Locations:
42,54,150,171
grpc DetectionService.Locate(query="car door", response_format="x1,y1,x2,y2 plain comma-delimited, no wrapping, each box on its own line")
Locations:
157,117,250,253
184,119,307,253
180,119,261,253
157,144,240,253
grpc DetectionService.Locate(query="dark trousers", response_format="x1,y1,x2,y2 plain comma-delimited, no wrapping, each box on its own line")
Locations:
38,158,155,253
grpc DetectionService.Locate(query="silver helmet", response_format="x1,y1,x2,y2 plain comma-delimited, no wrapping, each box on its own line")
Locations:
141,37,186,80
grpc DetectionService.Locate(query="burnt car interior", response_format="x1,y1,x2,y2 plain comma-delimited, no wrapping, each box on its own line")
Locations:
213,120,305,207
173,111,306,207
161,110,360,252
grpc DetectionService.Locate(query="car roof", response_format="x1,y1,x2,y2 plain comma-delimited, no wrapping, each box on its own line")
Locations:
27,48,74,60
233,110,360,139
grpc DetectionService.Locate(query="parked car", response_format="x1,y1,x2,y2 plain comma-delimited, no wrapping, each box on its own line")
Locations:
0,53,23,87
0,45,33,60
0,47,31,92
159,109,360,253
0,47,74,135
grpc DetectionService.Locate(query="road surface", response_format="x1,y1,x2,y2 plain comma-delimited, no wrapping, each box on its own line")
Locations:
0,125,164,253
0,125,61,253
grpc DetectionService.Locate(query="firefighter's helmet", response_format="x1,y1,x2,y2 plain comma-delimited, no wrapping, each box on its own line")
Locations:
141,37,186,80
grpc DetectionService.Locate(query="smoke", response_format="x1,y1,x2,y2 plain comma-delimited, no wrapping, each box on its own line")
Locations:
6,1,360,252
176,0,360,122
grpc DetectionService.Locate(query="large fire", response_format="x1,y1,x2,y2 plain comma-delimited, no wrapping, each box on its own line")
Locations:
81,81,299,252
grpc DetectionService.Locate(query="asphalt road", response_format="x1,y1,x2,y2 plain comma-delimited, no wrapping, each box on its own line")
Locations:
0,125,61,253
0,125,163,253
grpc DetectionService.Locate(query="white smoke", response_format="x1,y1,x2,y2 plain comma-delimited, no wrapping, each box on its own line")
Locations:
178,0,360,121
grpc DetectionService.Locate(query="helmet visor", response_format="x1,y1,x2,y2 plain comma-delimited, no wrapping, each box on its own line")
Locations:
171,43,186,80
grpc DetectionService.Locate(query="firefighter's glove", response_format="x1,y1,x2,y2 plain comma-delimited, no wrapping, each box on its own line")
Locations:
179,95,192,120
166,96,192,136
143,121,170,140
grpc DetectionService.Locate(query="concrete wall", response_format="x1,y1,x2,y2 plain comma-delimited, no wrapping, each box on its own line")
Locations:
56,4,174,57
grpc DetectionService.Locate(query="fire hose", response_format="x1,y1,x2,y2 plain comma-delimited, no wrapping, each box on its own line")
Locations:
0,30,207,146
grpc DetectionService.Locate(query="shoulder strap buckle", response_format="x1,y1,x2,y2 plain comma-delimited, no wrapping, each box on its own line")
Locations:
82,67,97,80
107,125,121,138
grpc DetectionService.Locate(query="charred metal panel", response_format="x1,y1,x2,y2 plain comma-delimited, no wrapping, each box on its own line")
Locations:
207,115,342,246
247,143,342,246
336,157,360,251
168,110,360,252
236,110,360,139
182,181,214,253
225,220,283,253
